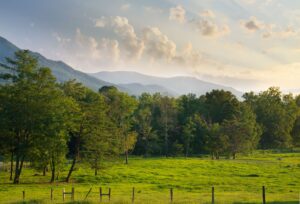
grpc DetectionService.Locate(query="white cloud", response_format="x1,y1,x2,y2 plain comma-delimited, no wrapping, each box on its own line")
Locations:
110,16,144,60
99,38,120,63
263,26,298,39
75,28,100,60
199,10,215,18
174,42,202,67
169,5,186,24
240,16,265,32
142,27,176,61
95,16,107,28
191,18,230,37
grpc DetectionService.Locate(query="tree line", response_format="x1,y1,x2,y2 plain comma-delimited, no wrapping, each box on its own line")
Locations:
0,50,299,184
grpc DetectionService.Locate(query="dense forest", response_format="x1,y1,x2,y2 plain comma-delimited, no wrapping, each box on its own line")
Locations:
0,50,300,184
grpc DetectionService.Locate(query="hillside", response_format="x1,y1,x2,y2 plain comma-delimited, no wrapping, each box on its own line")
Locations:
0,36,113,91
93,71,243,97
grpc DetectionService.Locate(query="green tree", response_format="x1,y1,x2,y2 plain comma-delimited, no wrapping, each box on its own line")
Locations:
0,50,71,183
100,87,138,164
244,87,298,148
207,123,228,159
204,90,240,124
291,95,300,147
182,116,196,157
222,104,261,159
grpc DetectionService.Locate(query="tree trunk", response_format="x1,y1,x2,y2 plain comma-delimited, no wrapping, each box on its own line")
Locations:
232,153,236,160
94,158,98,176
9,151,13,181
185,143,189,158
50,158,55,183
43,166,47,176
13,155,24,184
65,157,76,182
125,151,128,164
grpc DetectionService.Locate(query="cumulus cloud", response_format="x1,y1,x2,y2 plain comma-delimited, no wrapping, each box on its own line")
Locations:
263,25,298,39
240,16,265,32
111,16,144,60
99,38,120,62
169,5,186,24
240,17,299,39
95,16,144,60
66,28,121,67
199,10,215,18
174,42,202,67
142,27,176,61
192,18,230,37
95,16,107,28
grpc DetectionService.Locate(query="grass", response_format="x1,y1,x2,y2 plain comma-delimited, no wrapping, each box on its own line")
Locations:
0,151,300,203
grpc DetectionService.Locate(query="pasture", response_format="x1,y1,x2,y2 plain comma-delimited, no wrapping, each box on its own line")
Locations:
0,151,299,204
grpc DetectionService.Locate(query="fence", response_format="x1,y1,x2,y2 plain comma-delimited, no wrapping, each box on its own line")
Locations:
18,186,270,203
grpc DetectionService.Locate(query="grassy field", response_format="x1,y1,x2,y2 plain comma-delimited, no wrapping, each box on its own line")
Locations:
0,151,300,204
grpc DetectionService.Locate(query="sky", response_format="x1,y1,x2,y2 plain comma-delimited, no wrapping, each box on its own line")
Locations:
1,0,300,92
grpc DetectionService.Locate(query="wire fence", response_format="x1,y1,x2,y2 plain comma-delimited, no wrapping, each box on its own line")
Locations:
1,185,299,204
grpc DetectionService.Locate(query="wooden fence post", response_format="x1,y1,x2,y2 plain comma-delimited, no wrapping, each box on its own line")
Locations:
50,188,53,201
22,190,25,200
100,187,102,202
212,186,215,204
63,188,65,202
108,188,111,201
170,188,173,202
132,187,135,203
71,187,75,201
262,186,266,204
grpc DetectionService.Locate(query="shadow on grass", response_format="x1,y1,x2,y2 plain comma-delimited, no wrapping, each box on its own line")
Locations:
11,201,95,204
11,200,44,204
234,202,299,204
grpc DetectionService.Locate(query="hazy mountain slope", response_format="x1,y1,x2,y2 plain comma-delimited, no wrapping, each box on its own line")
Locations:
0,36,113,91
119,83,176,96
93,71,243,97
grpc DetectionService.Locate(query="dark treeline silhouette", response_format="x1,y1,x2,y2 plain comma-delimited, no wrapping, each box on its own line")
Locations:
0,51,299,184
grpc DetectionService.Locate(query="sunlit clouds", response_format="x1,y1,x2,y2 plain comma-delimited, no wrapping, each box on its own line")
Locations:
2,0,300,92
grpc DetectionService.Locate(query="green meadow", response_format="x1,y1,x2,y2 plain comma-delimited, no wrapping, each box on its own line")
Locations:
0,151,300,204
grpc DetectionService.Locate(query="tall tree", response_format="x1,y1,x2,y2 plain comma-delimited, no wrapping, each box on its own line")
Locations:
244,87,298,148
222,104,261,159
100,87,138,164
0,50,71,183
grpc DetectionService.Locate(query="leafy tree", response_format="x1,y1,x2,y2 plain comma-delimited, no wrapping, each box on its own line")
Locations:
244,87,298,148
134,93,157,156
83,94,121,176
100,87,138,164
204,90,240,124
182,116,196,157
207,123,228,159
292,95,300,147
222,104,261,159
0,50,71,183
156,95,178,157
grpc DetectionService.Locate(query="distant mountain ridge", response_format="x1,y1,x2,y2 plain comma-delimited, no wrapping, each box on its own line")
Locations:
93,71,243,97
0,36,113,91
0,36,243,97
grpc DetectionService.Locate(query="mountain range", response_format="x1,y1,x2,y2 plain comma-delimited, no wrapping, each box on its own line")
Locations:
0,36,242,97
